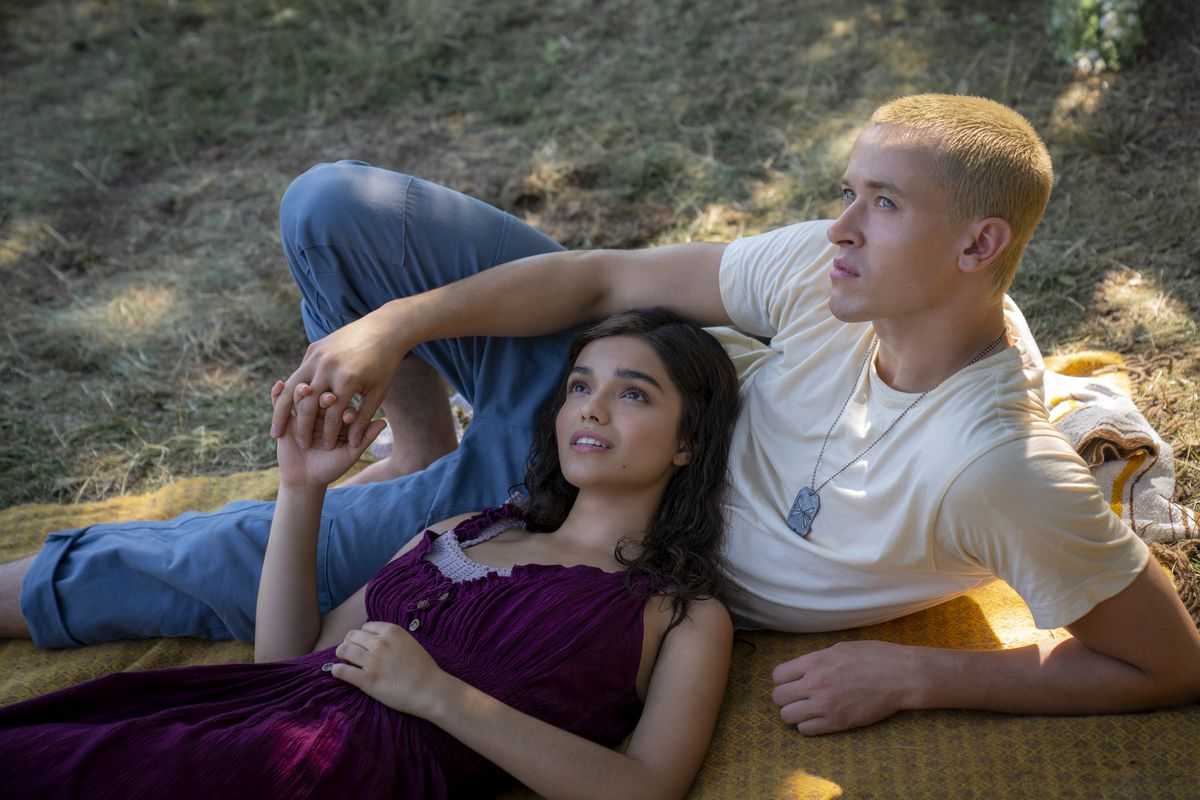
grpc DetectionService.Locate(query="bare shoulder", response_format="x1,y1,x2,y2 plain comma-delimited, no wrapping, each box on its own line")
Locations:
678,596,733,639
646,594,733,642
636,594,732,701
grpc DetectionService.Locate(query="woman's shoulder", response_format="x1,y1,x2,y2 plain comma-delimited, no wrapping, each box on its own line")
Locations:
643,594,732,640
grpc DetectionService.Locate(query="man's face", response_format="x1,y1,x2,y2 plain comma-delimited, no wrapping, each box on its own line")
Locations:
825,125,972,326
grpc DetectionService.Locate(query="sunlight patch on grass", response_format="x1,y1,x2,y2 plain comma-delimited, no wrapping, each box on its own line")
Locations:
59,284,181,346
1092,268,1197,351
190,364,255,397
1051,80,1106,123
0,218,47,270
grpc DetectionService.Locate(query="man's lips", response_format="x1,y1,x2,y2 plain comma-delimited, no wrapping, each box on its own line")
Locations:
832,255,860,278
570,432,613,450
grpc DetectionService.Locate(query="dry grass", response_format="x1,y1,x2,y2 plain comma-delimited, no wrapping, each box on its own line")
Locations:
2,0,1198,509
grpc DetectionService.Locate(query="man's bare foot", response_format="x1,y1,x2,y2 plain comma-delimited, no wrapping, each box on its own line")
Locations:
332,355,461,489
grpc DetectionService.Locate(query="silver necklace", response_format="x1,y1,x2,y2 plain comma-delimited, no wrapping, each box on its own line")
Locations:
786,328,1008,538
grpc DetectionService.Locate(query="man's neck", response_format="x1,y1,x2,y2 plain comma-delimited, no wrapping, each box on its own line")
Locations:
872,304,1009,393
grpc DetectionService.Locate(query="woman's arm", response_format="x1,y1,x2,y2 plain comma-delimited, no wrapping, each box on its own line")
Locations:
332,596,733,800
253,382,387,662
254,481,327,662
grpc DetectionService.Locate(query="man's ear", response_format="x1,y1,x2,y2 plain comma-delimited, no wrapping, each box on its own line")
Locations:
958,218,1013,274
673,444,692,466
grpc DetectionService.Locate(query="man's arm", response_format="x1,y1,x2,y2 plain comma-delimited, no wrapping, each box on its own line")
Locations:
771,561,1200,734
271,242,730,450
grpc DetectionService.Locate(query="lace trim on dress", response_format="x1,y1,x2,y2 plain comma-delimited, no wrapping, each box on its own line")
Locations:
423,511,526,583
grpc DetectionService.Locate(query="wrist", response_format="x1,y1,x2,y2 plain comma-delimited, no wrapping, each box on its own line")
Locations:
897,645,950,711
276,481,328,501
378,297,422,359
421,671,472,724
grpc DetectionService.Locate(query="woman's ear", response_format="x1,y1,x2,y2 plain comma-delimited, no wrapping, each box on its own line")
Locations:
673,444,692,466
958,217,1013,273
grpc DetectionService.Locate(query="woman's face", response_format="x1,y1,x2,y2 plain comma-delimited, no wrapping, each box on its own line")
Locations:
555,336,690,494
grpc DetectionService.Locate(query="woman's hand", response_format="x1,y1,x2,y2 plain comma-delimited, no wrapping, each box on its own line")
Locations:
271,381,387,489
330,621,449,717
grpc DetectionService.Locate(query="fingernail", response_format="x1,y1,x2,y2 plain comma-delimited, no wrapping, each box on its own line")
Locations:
270,424,278,438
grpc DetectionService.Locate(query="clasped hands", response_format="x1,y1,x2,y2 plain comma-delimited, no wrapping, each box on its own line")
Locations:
270,380,388,489
269,309,408,452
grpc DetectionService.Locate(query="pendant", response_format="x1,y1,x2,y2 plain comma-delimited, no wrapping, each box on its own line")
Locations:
787,486,820,538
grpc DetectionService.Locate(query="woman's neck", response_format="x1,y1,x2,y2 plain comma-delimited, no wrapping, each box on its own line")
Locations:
550,488,661,560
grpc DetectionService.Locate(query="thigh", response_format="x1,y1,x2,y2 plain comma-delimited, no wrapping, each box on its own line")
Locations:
279,161,572,411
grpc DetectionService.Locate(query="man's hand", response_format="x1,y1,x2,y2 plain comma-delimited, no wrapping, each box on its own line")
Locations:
771,640,918,735
270,305,410,451
330,620,450,717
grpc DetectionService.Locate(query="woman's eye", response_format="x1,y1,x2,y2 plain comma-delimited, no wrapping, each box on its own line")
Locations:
567,381,589,394
623,388,648,402
877,196,896,209
841,187,856,203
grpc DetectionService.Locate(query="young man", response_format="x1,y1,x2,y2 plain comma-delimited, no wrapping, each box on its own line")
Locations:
3,95,1198,733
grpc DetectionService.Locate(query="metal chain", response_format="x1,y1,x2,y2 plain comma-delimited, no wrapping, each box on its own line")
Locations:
808,327,1008,494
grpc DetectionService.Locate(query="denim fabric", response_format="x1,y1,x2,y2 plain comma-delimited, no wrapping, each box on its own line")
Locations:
23,162,573,646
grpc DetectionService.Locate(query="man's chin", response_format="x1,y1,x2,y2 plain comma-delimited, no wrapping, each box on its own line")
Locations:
827,299,872,324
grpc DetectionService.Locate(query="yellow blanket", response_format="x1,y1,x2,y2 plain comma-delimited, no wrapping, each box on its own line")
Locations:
4,348,1199,797
1,468,1197,798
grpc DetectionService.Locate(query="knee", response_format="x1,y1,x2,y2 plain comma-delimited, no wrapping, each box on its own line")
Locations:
279,160,412,254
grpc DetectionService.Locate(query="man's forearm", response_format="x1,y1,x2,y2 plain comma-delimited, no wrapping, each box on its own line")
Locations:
382,250,610,352
906,636,1198,715
382,242,730,352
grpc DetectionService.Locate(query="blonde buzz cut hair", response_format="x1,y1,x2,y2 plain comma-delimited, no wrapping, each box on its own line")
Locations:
871,94,1054,296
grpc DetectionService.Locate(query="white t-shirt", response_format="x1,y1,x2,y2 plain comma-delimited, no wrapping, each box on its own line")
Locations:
714,220,1148,632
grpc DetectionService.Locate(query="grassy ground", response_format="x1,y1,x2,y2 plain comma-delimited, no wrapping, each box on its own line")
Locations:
2,0,1198,510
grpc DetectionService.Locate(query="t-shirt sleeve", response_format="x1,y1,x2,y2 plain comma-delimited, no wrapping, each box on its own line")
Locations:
940,435,1149,629
718,220,836,338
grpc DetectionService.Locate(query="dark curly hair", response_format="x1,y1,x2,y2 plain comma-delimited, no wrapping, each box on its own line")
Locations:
518,307,740,631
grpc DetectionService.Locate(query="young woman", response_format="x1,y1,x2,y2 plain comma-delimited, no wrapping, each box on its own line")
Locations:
0,308,739,800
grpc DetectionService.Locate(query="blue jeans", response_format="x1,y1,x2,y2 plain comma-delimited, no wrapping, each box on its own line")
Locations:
22,162,573,647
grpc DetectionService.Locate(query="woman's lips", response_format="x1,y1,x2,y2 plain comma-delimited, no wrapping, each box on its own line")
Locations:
570,432,612,450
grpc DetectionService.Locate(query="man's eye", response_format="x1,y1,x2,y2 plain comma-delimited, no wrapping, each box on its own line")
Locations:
877,196,896,209
841,187,856,203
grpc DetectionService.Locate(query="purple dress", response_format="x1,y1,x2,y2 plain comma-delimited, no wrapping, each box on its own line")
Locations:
0,506,652,799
